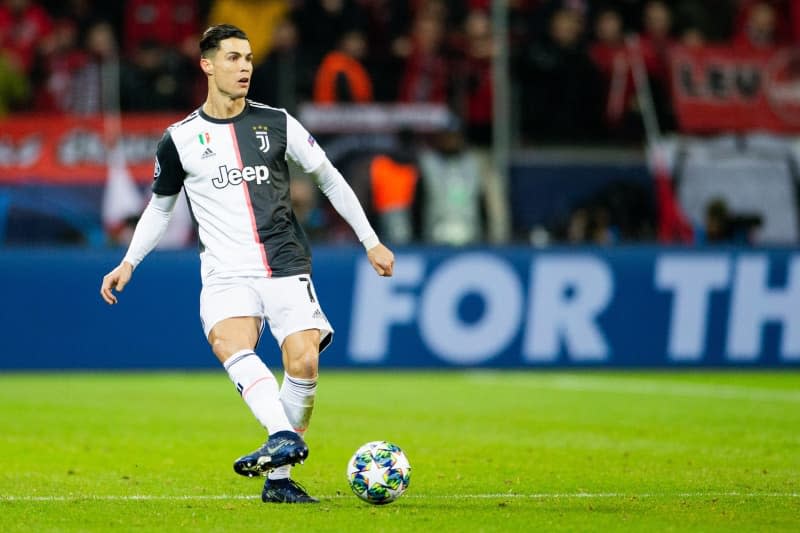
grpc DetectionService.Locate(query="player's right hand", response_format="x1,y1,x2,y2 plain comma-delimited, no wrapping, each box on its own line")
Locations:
100,262,134,305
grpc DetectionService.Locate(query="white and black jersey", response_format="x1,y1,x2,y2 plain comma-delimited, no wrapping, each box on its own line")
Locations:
153,101,327,280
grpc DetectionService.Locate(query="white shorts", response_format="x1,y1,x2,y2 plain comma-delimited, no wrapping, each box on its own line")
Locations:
200,274,334,352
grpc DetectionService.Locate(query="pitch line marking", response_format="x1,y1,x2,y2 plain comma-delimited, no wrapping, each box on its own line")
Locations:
547,376,800,403
1,492,798,502
468,373,800,403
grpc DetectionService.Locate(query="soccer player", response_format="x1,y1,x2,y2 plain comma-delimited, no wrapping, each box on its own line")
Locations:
99,24,395,504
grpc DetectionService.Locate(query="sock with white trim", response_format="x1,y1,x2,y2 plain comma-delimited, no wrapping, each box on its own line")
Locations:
223,350,293,435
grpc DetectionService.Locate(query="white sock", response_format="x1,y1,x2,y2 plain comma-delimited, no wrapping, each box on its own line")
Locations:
224,350,292,435
269,374,317,481
280,373,317,435
268,464,291,480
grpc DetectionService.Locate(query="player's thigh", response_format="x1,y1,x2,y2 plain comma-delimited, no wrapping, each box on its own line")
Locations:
258,275,334,356
200,280,264,362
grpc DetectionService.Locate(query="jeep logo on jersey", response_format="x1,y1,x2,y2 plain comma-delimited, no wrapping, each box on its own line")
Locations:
213,164,271,188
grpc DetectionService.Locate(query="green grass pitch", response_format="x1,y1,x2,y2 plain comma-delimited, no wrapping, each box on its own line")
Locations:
0,370,798,532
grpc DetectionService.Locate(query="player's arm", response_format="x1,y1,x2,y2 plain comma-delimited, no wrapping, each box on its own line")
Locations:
101,129,186,304
284,112,394,276
310,160,394,276
100,193,179,304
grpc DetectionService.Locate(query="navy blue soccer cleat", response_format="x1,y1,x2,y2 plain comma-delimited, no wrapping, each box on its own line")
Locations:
233,430,309,477
262,478,319,503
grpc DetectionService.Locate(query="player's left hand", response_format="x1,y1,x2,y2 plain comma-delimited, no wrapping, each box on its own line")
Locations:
367,243,394,277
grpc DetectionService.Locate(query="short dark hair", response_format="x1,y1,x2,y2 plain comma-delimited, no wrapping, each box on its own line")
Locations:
200,24,248,57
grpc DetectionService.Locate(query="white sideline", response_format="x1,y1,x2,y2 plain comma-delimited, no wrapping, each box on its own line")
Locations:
1,492,798,502
548,376,800,402
468,373,800,403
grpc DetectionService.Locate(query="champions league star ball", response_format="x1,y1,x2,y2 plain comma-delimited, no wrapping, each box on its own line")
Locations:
346,441,411,505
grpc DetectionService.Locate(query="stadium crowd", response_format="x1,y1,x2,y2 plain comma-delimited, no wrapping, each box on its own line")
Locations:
1,0,797,246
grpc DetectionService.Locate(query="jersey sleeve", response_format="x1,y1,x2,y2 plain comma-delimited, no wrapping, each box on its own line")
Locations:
284,112,327,173
151,130,186,195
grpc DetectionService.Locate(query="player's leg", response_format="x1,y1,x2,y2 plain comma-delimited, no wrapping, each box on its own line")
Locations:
279,328,321,434
201,282,308,478
210,316,295,435
262,330,321,503
260,274,333,442
211,316,309,477
266,329,321,483
259,276,332,503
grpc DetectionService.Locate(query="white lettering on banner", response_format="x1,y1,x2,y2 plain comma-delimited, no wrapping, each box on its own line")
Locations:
347,251,800,365
523,256,612,362
656,255,729,361
419,254,523,364
727,255,800,361
349,256,424,362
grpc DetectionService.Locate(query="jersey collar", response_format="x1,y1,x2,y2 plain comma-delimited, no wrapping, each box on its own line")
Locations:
199,101,251,124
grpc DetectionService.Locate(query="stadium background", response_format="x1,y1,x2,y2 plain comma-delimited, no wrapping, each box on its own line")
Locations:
0,0,799,369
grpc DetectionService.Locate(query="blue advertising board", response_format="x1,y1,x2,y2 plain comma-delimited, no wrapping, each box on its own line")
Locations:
1,246,798,369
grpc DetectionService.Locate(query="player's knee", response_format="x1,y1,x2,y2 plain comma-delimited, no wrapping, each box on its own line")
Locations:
286,347,319,378
210,337,241,363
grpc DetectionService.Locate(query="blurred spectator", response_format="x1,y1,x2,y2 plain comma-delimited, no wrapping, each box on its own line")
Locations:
639,1,674,78
294,0,367,65
0,0,53,74
523,0,590,44
453,9,493,146
358,0,412,101
398,13,449,103
703,197,732,243
698,197,762,244
119,38,189,111
566,205,616,244
451,8,511,243
519,7,602,141
733,1,781,50
313,30,373,104
31,18,88,113
70,20,118,114
734,0,790,44
250,17,313,114
418,121,484,245
208,0,289,61
562,180,655,244
41,0,116,46
589,7,637,136
679,25,706,48
638,0,676,132
368,130,419,244
123,0,199,57
0,48,27,114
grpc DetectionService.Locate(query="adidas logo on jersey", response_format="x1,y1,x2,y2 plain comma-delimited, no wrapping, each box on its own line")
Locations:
312,309,323,320
213,164,271,189
201,147,216,159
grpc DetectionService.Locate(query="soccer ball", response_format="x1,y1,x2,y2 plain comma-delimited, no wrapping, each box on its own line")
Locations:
346,441,411,505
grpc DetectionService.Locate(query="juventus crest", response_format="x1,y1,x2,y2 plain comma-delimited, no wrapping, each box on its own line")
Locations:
255,129,270,153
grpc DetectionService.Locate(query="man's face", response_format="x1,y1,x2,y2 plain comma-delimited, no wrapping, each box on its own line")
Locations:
203,37,253,99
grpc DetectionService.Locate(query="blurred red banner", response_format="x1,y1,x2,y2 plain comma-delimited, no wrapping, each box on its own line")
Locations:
0,113,182,184
670,45,800,133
